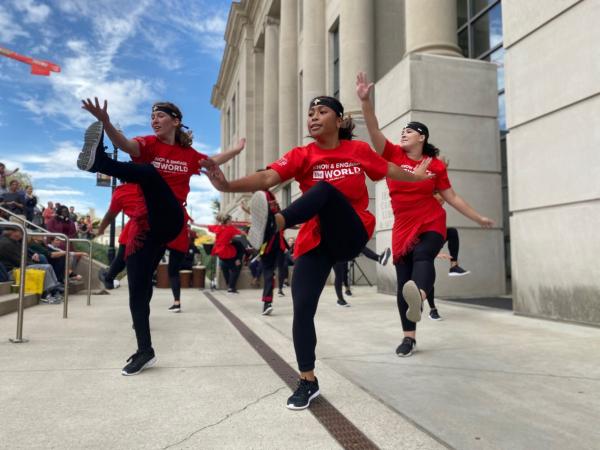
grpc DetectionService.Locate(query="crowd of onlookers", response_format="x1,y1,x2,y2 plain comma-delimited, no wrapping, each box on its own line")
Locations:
0,163,91,302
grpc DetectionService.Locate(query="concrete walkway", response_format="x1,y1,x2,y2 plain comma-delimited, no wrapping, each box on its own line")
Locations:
1,284,599,449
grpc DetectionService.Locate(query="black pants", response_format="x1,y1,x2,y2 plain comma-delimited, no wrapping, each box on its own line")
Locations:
395,231,445,332
333,261,350,301
106,244,126,283
426,227,460,309
49,256,66,283
168,249,185,301
361,246,379,262
220,257,241,291
97,157,184,352
284,181,368,372
261,241,280,302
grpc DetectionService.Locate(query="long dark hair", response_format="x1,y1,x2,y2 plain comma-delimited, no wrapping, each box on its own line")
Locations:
152,101,193,148
407,121,440,157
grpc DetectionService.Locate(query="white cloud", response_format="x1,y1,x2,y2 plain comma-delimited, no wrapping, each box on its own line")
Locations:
13,0,51,24
0,5,29,42
34,188,84,197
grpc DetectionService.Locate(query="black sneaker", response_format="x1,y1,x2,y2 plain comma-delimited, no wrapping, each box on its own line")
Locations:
278,290,285,297
98,268,114,290
429,308,442,320
248,191,276,250
337,299,350,307
396,337,416,357
286,378,320,410
402,280,422,323
449,265,471,277
262,302,273,315
77,121,106,172
227,289,239,294
379,247,392,266
121,350,157,376
345,289,352,296
168,304,181,313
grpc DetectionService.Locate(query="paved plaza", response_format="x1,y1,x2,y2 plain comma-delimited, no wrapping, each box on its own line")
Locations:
1,284,599,449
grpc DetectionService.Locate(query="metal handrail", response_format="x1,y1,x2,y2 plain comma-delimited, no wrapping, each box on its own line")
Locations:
0,205,95,315
27,232,70,318
69,239,93,306
0,222,28,343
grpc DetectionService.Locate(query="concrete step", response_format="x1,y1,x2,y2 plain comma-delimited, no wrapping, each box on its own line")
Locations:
0,281,12,296
0,292,39,317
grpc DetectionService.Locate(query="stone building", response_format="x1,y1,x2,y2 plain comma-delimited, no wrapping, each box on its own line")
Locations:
211,0,600,325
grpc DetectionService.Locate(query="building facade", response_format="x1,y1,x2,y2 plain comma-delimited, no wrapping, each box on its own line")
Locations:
211,0,599,325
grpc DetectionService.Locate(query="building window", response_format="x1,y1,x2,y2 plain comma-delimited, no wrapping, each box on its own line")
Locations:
282,184,292,208
457,0,504,132
331,20,340,99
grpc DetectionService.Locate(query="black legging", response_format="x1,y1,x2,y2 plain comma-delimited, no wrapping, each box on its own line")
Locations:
395,231,445,332
220,257,241,291
426,227,460,309
333,261,350,301
261,238,281,302
105,244,126,283
168,249,185,301
96,156,184,352
282,181,368,372
361,246,379,262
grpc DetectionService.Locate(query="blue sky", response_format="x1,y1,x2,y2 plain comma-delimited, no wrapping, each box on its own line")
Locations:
0,0,232,224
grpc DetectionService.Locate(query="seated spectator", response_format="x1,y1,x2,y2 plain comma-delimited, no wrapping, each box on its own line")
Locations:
42,201,55,227
0,227,64,302
29,236,85,283
24,185,38,222
0,162,19,194
0,179,26,219
77,217,89,238
46,205,77,249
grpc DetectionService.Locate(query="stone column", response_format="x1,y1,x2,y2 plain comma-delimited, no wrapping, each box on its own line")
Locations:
340,0,374,114
263,17,279,165
404,0,462,57
301,0,326,141
278,0,298,154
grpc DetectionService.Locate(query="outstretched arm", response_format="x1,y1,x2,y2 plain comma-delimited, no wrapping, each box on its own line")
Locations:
96,209,119,236
206,166,282,193
439,188,494,228
356,72,387,155
81,97,140,157
5,168,19,177
387,159,434,182
210,138,246,166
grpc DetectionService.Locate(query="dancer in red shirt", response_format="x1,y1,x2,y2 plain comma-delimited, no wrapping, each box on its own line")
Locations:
207,214,243,293
77,98,244,375
357,72,493,356
207,95,431,410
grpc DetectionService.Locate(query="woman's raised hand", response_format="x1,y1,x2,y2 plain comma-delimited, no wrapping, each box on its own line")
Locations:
81,97,110,124
413,158,434,180
231,138,246,154
356,72,374,102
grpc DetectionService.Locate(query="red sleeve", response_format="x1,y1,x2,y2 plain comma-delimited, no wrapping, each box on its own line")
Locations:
434,160,452,191
267,147,305,182
356,141,389,181
382,139,405,162
131,135,156,163
108,190,123,215
190,148,208,175
207,225,220,233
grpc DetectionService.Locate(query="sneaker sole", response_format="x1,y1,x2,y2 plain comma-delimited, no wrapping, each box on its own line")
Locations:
337,302,351,307
169,309,181,313
262,306,273,316
248,191,269,250
77,121,104,171
286,389,320,410
121,356,157,376
380,248,391,266
429,315,443,321
448,271,471,277
396,347,415,357
402,280,422,323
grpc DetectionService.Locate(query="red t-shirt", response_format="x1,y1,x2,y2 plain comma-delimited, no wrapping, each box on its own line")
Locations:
132,135,208,204
268,140,388,258
118,221,131,245
208,224,241,259
108,184,147,252
382,140,452,261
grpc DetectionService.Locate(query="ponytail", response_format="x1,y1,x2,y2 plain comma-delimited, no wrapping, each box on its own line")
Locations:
175,126,193,148
423,141,440,157
339,115,356,140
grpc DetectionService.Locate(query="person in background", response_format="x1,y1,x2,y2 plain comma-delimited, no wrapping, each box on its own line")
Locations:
23,186,38,223
42,201,55,227
0,162,19,194
0,179,26,219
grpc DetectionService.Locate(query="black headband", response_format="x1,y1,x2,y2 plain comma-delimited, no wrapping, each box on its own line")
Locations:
152,105,182,120
405,122,429,138
310,96,344,117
